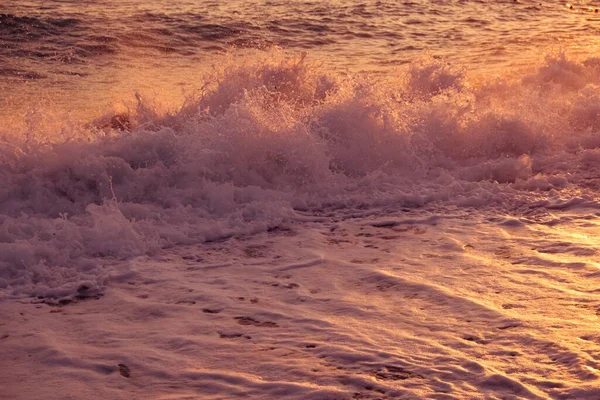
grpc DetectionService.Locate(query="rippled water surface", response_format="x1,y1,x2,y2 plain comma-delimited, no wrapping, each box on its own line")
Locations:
3,0,600,114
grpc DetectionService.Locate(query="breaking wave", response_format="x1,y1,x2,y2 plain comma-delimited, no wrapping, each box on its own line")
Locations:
2,50,600,299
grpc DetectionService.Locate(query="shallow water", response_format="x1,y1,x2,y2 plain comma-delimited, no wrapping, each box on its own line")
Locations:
4,208,600,399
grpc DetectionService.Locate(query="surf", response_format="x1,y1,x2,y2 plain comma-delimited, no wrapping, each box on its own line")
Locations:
2,50,600,300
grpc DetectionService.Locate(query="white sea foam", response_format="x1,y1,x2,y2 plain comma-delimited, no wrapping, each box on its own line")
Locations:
2,51,600,298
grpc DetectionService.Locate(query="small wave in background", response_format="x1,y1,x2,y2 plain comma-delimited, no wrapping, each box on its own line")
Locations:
3,0,600,113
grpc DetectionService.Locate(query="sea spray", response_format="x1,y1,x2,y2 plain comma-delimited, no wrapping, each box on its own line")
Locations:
2,51,600,299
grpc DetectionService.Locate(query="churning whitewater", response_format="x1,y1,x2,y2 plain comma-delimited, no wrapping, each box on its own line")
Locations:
2,51,600,299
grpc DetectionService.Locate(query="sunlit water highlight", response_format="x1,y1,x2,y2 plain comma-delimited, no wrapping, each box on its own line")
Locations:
4,0,600,113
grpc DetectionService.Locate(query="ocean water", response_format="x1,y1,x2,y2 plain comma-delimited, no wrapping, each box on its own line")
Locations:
3,0,600,114
2,0,600,295
3,1,600,399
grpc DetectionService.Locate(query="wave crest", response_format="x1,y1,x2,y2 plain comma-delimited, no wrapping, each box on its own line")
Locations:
3,50,600,299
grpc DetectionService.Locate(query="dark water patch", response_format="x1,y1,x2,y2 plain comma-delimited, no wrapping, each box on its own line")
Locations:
150,27,176,36
462,17,491,25
287,21,332,33
202,44,226,52
181,23,247,41
75,43,119,57
49,18,79,28
133,11,187,24
0,67,46,80
0,13,93,68
5,49,56,59
377,31,403,39
119,31,198,55
266,22,298,35
90,35,119,44
350,3,379,18
0,13,83,41
48,54,85,64
133,43,182,55
53,69,89,77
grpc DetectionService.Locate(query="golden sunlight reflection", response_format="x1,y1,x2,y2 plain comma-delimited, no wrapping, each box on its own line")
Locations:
4,1,600,399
